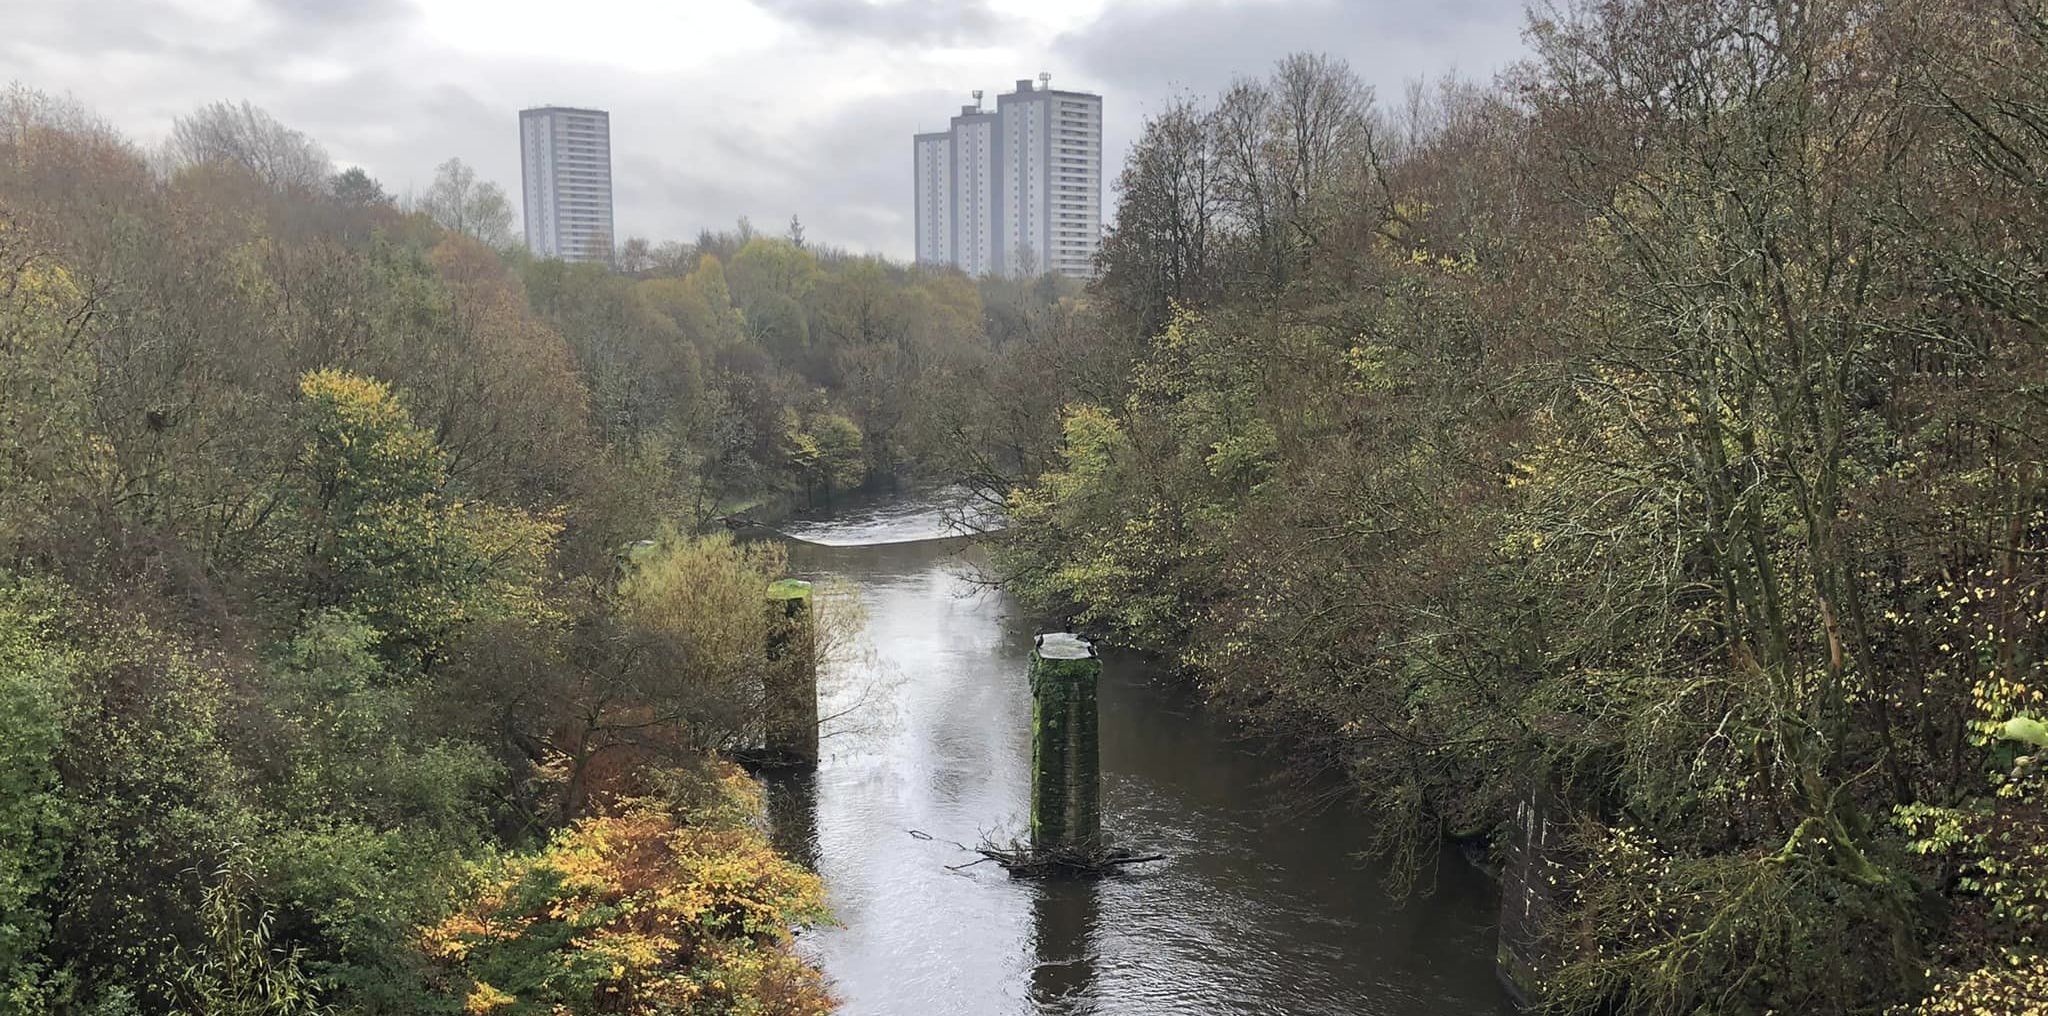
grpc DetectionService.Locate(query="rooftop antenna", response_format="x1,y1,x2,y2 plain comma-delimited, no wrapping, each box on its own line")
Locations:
1038,71,1051,91
972,89,984,110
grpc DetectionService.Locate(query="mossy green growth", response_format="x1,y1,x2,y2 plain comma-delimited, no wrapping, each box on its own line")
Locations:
1029,633,1101,856
768,579,814,603
2001,715,2048,748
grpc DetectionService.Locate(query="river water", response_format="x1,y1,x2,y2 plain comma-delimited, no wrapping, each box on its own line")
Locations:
764,495,1511,1016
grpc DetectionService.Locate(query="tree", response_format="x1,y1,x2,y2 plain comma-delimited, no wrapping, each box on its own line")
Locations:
648,239,695,276
0,85,904,1016
801,412,865,503
727,237,820,310
1211,78,1278,280
329,166,389,208
616,235,653,275
0,578,72,1005
420,157,514,247
420,236,598,506
288,369,555,669
1268,53,1372,231
423,771,830,1016
543,532,789,816
1100,96,1219,330
33,596,259,1009
166,101,331,191
677,253,746,348
0,225,106,566
995,17,2048,1014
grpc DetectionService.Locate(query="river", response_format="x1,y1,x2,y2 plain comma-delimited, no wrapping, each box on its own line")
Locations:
762,493,1512,1016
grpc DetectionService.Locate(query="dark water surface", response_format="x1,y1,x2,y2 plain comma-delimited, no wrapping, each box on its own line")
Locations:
765,495,1511,1016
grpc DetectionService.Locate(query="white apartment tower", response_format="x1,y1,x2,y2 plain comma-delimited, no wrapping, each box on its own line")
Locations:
519,106,615,262
950,101,999,277
913,131,952,266
996,77,1102,279
912,76,1100,280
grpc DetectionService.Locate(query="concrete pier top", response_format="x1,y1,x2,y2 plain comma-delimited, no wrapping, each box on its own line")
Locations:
768,579,814,602
1034,632,1096,660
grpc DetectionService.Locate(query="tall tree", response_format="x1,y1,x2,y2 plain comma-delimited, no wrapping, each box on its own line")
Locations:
166,100,331,191
329,166,389,208
1100,96,1220,330
420,157,514,248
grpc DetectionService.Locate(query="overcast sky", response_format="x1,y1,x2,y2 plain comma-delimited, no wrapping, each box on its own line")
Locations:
4,0,1532,260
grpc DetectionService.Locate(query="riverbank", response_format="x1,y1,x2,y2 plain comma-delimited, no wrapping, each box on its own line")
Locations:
759,496,1506,1015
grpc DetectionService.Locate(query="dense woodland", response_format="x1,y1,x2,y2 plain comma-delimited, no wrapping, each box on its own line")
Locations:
0,82,1085,1013
996,0,2048,1012
8,0,2048,1013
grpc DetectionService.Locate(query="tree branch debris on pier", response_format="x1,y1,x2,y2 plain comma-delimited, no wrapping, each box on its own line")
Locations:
909,829,1165,878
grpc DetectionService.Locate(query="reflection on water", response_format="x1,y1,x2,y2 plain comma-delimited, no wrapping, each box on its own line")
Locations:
763,492,1510,1016
763,770,820,872
1031,881,1098,1013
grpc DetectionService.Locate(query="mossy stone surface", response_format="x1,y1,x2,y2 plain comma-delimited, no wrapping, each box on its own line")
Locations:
1029,633,1101,855
763,579,819,766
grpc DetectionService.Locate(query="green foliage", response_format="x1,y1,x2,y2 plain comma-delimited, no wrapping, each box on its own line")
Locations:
0,224,107,565
728,238,820,309
1000,402,1183,642
998,7,2048,1013
1553,825,1915,1012
271,623,500,826
247,613,500,1008
604,531,790,756
2002,716,2048,749
1892,955,2048,1016
171,855,327,1016
0,577,74,1007
0,91,912,1013
290,369,558,669
36,590,260,1009
796,413,865,501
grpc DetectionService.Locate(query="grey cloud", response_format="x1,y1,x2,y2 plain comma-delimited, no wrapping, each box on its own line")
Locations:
4,0,408,60
260,0,416,28
1047,0,1529,202
752,0,1016,45
613,87,953,254
1057,0,1529,101
9,0,1535,260
4,0,236,59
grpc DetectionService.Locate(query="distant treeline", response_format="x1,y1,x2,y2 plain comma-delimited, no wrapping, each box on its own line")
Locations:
995,3,2048,1013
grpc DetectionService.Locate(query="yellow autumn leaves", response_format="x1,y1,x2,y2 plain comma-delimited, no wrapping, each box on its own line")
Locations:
425,764,831,1016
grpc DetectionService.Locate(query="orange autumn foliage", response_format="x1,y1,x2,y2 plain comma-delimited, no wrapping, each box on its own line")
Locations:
424,765,832,1015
